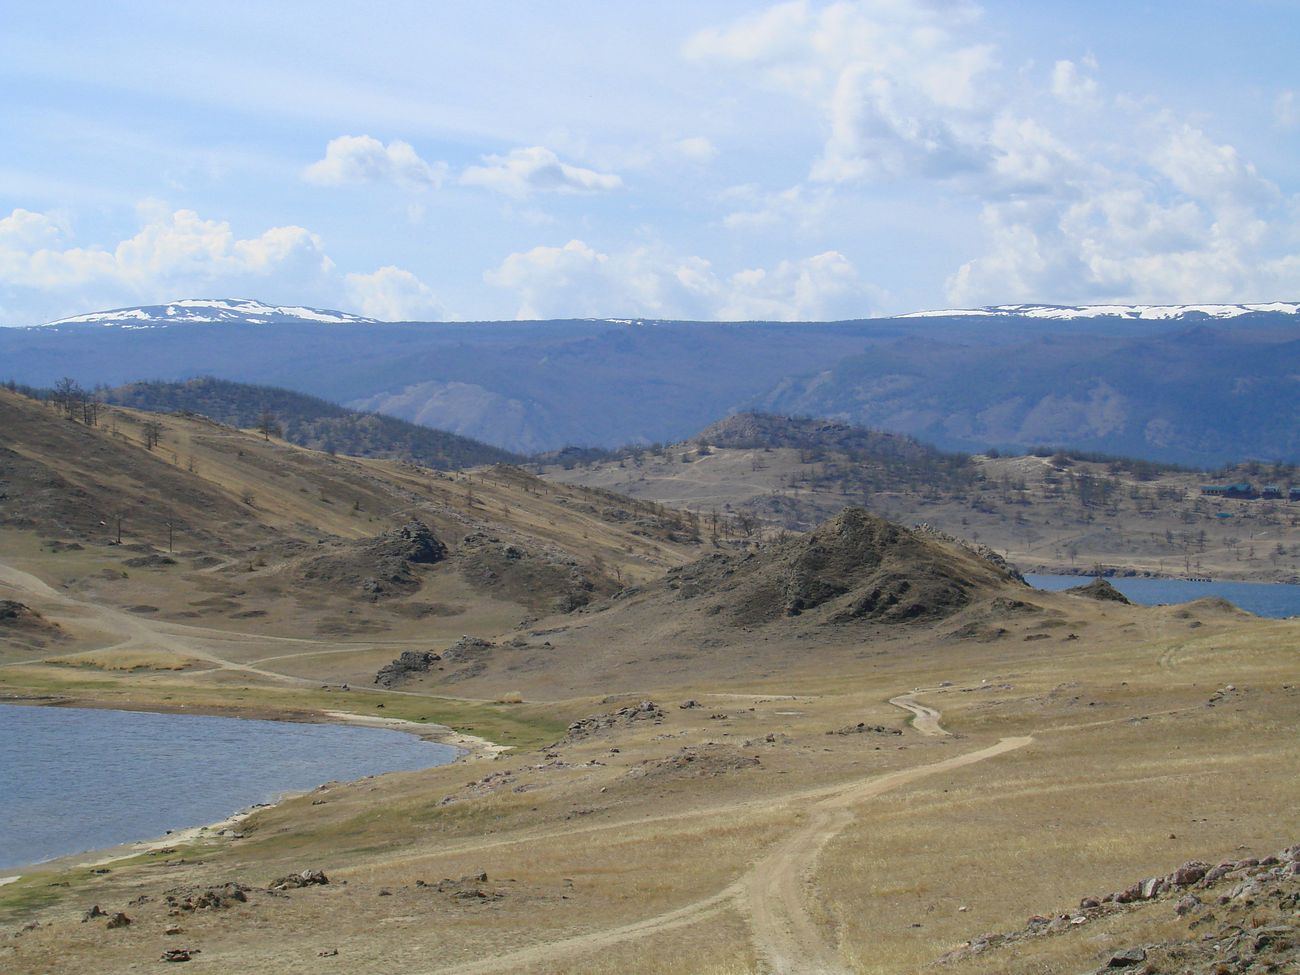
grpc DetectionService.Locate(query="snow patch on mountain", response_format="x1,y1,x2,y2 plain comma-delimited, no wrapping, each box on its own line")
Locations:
902,302,1300,320
42,298,379,328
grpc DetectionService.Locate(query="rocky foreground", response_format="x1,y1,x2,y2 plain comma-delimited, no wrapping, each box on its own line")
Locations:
942,843,1299,974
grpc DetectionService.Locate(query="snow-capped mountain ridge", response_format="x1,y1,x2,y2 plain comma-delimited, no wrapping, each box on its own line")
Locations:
41,298,379,328
901,302,1300,321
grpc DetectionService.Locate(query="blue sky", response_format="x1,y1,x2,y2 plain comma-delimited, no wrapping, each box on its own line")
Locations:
2,1,1298,324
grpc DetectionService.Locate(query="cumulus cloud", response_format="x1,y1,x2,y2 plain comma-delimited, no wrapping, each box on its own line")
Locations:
484,238,880,321
304,135,447,190
687,0,996,184
1050,58,1099,104
946,129,1300,307
673,136,718,164
344,265,446,321
461,147,623,197
0,204,336,322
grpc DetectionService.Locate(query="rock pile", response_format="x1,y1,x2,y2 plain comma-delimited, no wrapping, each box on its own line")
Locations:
269,869,329,891
165,884,250,912
564,700,664,741
827,722,902,736
939,843,1299,972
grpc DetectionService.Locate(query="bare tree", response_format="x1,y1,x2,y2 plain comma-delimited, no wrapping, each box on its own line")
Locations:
257,410,281,441
141,420,163,450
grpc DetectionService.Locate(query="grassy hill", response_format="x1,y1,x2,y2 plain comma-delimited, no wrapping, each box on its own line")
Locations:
101,377,520,470
543,412,1300,582
1,388,1296,975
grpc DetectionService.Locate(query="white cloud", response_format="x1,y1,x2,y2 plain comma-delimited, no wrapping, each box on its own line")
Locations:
484,238,880,321
687,0,996,184
460,146,622,198
1154,124,1279,210
1050,58,1099,104
0,204,335,321
304,135,447,190
344,265,446,321
947,161,1300,307
673,136,718,164
722,183,830,230
1277,90,1299,129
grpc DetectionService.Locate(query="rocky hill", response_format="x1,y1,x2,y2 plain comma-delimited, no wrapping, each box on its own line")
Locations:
657,508,1018,627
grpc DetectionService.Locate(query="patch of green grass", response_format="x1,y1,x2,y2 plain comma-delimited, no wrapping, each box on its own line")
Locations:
0,667,568,750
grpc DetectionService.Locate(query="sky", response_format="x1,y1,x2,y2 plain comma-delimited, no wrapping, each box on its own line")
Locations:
2,1,1299,324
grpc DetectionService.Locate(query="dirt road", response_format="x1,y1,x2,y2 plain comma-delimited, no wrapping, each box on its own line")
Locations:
427,732,1032,975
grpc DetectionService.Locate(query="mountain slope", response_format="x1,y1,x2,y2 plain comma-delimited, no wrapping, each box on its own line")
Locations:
102,377,520,470
3,300,1298,463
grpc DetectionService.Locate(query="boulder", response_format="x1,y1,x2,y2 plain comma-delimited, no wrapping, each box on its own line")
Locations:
1107,947,1146,967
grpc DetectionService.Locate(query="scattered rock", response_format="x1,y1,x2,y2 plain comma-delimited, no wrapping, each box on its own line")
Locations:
105,912,132,929
160,948,196,962
81,905,107,922
564,701,664,741
827,722,902,736
166,883,250,911
270,869,329,890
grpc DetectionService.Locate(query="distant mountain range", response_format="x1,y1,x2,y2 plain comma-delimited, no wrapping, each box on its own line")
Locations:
3,298,1297,465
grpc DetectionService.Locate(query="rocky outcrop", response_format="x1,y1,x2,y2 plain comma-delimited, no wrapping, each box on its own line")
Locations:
662,508,1020,627
374,650,441,687
564,700,665,741
1066,578,1132,604
293,520,447,600
939,843,1300,972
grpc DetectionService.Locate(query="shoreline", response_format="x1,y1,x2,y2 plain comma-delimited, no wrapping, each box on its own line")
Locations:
0,695,508,760
0,699,508,886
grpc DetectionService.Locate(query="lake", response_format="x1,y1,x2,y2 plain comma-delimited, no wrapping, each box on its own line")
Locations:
0,705,458,872
1024,574,1300,619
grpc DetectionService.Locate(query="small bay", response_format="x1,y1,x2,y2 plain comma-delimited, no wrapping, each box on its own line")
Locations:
1025,574,1300,619
0,704,458,871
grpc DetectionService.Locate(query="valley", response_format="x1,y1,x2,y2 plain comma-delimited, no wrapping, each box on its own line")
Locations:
1,386,1296,974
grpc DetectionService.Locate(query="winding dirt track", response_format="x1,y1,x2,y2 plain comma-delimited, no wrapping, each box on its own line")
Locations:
426,716,1032,975
888,692,950,736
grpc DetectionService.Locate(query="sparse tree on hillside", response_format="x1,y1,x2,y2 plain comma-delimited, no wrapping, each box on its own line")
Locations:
257,410,281,441
141,420,163,450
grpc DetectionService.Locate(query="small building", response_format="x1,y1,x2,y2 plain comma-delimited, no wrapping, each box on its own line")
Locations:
1261,484,1282,499
1201,483,1254,499
1291,486,1300,502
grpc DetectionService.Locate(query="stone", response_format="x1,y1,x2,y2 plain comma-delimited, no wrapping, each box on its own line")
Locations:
1107,946,1147,967
105,912,132,929
1170,861,1209,886
81,905,107,922
1140,876,1164,899
160,948,195,962
1174,894,1202,916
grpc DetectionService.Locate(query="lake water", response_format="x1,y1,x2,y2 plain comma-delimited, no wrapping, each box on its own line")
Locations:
1025,574,1300,619
0,705,458,872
